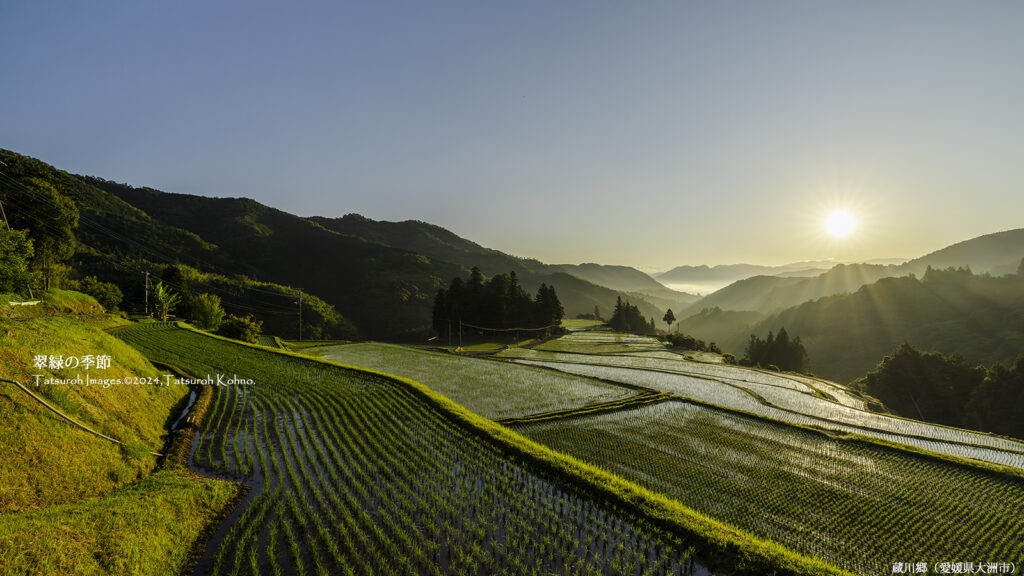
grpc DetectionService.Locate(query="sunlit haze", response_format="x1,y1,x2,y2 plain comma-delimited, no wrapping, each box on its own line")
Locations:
824,211,857,239
4,2,1024,269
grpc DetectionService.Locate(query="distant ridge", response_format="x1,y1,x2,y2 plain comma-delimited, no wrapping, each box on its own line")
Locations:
900,228,1024,276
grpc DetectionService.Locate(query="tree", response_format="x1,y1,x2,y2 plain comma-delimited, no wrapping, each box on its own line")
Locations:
534,283,564,327
162,264,196,317
151,281,181,321
433,270,563,340
608,297,654,335
742,327,809,372
218,314,263,343
4,178,79,289
191,293,226,331
78,276,123,311
1017,257,1024,277
663,308,676,331
0,227,35,295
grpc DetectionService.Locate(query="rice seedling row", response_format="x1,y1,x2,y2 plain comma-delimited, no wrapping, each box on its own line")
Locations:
307,342,635,420
514,400,1024,575
504,353,1024,466
116,323,705,576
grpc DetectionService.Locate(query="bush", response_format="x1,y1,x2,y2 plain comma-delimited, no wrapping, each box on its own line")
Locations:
218,314,262,343
191,293,225,331
77,276,123,312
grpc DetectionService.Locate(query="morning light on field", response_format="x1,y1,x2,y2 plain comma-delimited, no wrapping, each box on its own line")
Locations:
2,2,1024,576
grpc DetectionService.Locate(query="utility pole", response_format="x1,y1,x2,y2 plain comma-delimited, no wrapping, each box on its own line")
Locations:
298,289,303,341
447,319,451,348
144,272,150,317
0,199,9,231
459,320,462,348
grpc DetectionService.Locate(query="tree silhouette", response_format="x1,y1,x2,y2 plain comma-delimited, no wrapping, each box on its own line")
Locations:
662,308,676,331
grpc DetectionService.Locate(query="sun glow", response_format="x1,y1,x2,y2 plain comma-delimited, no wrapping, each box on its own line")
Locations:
823,210,857,238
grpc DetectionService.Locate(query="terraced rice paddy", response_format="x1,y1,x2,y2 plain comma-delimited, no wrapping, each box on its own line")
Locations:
116,323,708,576
514,400,1024,575
498,335,1024,468
115,324,1024,575
306,342,635,419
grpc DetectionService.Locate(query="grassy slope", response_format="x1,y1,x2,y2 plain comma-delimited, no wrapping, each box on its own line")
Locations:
0,311,183,510
0,309,240,575
0,471,237,576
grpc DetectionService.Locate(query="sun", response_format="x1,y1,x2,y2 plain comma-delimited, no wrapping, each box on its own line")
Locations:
823,210,857,238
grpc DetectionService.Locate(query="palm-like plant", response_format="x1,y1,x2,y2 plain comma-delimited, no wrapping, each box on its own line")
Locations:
151,281,181,320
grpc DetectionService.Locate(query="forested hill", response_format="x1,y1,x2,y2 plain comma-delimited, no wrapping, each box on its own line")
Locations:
900,228,1024,276
721,267,1024,383
311,213,678,321
0,149,675,338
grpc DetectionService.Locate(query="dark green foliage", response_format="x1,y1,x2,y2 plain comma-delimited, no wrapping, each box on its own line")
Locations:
0,155,80,289
217,314,262,343
856,343,983,423
664,332,722,354
76,275,123,311
742,327,809,373
86,180,460,339
313,214,679,324
190,293,226,331
608,296,656,335
432,269,564,339
160,264,195,317
0,227,35,294
857,344,1024,439
665,333,702,350
965,356,1024,439
534,282,564,327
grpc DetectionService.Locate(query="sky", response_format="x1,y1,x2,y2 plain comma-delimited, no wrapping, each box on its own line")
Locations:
4,1,1024,270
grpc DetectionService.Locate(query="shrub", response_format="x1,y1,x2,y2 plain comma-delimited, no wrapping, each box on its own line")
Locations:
218,314,262,343
191,293,225,331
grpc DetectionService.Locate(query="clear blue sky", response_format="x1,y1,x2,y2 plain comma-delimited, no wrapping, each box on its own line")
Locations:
4,1,1023,269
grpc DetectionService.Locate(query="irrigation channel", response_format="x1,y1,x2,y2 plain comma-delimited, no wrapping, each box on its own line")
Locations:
117,323,717,576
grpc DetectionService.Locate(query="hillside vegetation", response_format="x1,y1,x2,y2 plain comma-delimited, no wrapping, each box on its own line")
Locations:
312,212,682,322
2,149,682,340
723,267,1024,383
0,309,240,574
0,312,178,510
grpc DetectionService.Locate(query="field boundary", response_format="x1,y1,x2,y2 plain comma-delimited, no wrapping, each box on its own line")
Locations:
512,356,1024,462
495,390,675,426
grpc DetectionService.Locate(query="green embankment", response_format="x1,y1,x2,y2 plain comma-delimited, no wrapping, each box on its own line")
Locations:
0,309,240,575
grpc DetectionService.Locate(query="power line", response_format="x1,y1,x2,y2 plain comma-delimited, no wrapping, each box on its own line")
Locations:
0,170,304,315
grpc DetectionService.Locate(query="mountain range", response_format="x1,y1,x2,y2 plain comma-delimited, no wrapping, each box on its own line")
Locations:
0,149,686,338
3,147,1023,381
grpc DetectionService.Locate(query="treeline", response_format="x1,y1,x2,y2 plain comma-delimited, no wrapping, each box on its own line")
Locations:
663,333,726,356
608,297,656,335
741,328,809,373
856,343,1024,440
432,268,564,338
